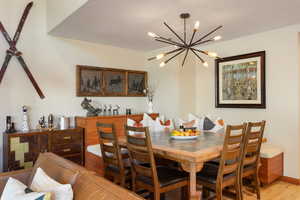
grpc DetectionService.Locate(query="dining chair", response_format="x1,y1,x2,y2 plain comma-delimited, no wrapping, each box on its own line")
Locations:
97,123,131,188
239,121,266,200
125,125,189,200
197,123,247,200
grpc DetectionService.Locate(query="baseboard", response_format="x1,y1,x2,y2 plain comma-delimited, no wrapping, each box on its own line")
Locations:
280,176,300,185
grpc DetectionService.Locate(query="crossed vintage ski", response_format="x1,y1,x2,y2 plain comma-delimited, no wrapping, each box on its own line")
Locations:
0,2,45,99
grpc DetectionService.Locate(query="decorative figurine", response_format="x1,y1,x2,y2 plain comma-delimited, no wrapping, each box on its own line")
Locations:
48,114,54,130
108,105,112,115
38,116,46,129
103,105,107,116
113,105,121,115
21,106,30,132
126,108,132,115
81,98,102,117
5,116,12,133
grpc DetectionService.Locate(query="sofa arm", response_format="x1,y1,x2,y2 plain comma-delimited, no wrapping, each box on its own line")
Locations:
0,168,32,196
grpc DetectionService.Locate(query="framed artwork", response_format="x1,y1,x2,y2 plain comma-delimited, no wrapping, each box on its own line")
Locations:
127,71,147,96
76,66,104,96
76,65,147,97
215,51,266,109
103,70,126,96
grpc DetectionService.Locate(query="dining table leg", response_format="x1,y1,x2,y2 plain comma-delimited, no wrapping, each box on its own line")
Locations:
182,162,203,200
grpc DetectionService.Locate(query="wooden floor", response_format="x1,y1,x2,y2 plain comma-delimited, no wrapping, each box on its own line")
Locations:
165,181,300,200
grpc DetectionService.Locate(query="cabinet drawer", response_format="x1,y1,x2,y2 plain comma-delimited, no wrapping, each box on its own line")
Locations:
52,144,82,156
66,155,83,165
52,132,82,144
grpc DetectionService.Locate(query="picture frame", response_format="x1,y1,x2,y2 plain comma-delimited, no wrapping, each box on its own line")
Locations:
76,65,148,97
215,51,266,109
103,69,126,96
76,66,104,97
127,71,147,97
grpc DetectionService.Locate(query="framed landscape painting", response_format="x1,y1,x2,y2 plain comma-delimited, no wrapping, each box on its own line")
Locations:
103,70,126,96
215,51,266,108
76,66,104,96
127,71,147,96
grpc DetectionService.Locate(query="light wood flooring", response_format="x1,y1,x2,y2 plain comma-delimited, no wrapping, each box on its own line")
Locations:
166,181,300,200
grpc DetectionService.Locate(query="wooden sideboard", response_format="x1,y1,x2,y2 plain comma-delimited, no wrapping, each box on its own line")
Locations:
75,113,159,174
3,128,84,172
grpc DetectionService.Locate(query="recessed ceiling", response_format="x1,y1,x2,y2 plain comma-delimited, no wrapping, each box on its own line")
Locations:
50,0,300,51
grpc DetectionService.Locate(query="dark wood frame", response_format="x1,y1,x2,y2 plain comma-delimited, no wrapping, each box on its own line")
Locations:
76,65,147,97
215,51,266,109
127,71,148,97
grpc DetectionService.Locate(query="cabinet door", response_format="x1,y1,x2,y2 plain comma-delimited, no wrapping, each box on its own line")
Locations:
8,134,48,171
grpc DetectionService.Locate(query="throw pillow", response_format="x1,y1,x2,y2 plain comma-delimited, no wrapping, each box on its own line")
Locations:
203,117,216,131
30,168,73,200
1,177,50,200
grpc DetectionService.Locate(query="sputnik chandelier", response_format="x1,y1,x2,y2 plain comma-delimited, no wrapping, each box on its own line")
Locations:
147,13,222,68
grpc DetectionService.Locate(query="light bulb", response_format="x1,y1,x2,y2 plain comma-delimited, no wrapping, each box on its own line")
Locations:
148,32,158,38
213,35,222,41
194,21,200,30
203,62,209,67
156,54,165,60
160,62,166,67
208,52,218,58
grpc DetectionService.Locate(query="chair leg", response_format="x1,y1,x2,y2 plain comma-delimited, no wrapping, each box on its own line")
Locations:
153,191,160,200
216,187,222,200
253,174,261,200
202,186,210,198
235,182,241,200
181,186,189,200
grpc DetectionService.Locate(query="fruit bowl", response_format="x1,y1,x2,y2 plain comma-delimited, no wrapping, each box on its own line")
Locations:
170,129,200,140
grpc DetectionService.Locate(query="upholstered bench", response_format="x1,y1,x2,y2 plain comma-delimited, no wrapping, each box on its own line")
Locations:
259,144,283,185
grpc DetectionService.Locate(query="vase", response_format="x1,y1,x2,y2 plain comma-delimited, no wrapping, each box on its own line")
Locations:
148,101,154,114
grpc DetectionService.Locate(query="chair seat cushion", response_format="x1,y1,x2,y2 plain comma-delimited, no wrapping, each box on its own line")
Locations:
136,166,188,187
197,163,235,184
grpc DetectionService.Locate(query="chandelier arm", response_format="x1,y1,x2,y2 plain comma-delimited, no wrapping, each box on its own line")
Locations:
191,25,223,46
148,48,183,61
165,49,186,64
163,22,187,46
193,39,213,46
182,49,189,67
189,30,197,46
158,37,183,46
191,49,205,63
155,38,184,47
191,48,208,56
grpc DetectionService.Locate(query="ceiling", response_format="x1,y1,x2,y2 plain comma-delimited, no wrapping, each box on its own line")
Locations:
50,0,300,51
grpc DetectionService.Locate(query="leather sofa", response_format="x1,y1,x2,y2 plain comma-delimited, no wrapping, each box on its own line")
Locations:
0,153,143,200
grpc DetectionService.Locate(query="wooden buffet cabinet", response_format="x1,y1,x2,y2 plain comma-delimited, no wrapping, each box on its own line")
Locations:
3,128,84,172
76,113,159,174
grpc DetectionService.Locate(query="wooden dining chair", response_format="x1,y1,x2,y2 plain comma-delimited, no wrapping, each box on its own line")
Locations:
197,123,247,200
97,123,131,188
125,125,189,200
239,121,266,200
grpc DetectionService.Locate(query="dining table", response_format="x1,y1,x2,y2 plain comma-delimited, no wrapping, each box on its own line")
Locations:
119,131,226,200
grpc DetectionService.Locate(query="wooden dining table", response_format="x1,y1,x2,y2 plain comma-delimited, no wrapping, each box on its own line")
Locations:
119,131,226,200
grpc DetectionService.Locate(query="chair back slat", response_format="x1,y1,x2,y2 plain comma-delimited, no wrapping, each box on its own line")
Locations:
217,123,247,180
241,121,266,170
125,125,159,187
97,123,124,174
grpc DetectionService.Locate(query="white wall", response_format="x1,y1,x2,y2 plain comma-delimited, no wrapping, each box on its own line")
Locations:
195,25,300,178
0,0,148,171
47,0,88,32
